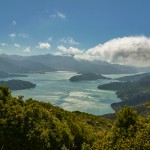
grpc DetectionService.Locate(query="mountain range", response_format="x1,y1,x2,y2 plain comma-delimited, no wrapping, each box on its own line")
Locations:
0,54,139,74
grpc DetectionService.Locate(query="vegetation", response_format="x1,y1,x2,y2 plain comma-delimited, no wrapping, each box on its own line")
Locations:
0,80,36,90
91,105,150,150
0,86,150,149
98,81,132,91
98,74,150,111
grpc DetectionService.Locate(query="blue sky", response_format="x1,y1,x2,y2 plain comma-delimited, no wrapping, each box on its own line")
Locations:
0,0,150,66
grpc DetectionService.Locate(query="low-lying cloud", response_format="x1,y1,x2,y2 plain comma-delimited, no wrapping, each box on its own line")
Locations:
57,45,83,56
50,12,66,19
23,47,31,54
74,36,150,67
0,43,8,46
14,43,21,48
60,37,79,45
12,20,16,26
38,42,51,49
9,33,16,39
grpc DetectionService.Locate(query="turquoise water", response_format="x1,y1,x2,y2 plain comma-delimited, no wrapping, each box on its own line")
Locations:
1,71,122,115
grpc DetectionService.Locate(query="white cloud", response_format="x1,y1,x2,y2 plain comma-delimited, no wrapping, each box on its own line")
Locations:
57,12,66,19
48,37,52,42
18,33,29,38
9,33,16,39
14,43,21,48
75,36,150,67
50,12,66,19
12,20,17,26
23,47,31,54
74,54,99,61
60,37,79,45
57,45,83,56
38,42,51,49
0,43,8,46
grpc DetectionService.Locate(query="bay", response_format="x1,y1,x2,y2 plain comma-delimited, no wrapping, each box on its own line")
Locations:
1,71,122,115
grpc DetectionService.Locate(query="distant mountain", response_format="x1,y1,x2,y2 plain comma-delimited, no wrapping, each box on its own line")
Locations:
137,66,150,72
0,71,27,78
0,80,36,90
69,73,111,82
0,57,22,73
0,54,138,74
0,54,55,73
116,72,150,81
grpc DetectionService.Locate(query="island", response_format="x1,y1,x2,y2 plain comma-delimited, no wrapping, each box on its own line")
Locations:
69,73,111,82
0,80,36,90
0,71,27,78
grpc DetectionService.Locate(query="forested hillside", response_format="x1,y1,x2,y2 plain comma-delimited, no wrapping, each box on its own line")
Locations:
98,74,150,111
0,86,150,150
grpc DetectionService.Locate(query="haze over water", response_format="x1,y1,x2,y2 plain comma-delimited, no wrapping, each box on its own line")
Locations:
5,71,121,115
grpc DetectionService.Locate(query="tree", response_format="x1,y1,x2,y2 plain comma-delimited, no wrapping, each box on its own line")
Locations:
0,86,11,103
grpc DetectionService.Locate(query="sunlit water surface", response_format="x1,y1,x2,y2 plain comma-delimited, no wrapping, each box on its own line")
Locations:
1,71,125,115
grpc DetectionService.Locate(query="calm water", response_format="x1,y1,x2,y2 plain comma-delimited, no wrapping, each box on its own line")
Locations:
1,71,123,115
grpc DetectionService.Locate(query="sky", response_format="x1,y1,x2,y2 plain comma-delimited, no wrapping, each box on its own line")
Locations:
0,0,150,66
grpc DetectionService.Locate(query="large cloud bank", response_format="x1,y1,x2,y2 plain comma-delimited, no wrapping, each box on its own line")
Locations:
74,36,150,67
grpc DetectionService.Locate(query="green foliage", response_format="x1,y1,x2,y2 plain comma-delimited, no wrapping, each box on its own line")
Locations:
0,86,11,103
113,105,138,133
0,87,111,150
92,106,150,150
